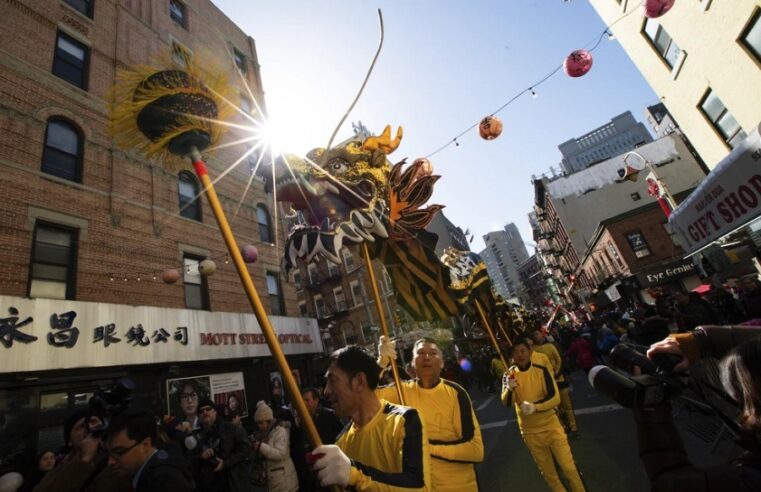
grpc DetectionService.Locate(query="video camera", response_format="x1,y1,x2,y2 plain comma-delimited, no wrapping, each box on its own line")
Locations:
588,344,682,408
87,378,136,437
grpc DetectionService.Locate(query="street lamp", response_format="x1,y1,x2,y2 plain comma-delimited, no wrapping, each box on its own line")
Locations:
616,151,678,217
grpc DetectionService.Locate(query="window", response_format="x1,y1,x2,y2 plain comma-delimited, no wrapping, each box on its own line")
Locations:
233,48,247,74
344,324,357,345
178,171,202,221
314,295,326,318
63,0,93,18
699,89,747,149
266,272,283,315
42,118,83,182
642,18,682,68
327,260,340,278
630,192,641,201
29,223,77,300
298,301,308,317
342,248,355,271
350,280,363,307
257,205,272,243
334,287,347,311
169,0,186,27
740,8,761,64
171,40,191,67
183,255,209,310
293,270,302,290
307,263,319,285
52,31,89,89
625,231,651,259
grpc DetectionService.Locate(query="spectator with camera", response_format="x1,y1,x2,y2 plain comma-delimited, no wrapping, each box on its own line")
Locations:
632,325,761,491
194,399,250,492
33,409,132,492
103,409,193,492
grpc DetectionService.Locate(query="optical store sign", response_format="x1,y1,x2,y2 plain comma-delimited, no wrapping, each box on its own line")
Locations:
0,295,321,372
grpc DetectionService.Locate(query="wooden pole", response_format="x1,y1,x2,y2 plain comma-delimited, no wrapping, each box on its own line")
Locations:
361,243,405,404
474,299,508,371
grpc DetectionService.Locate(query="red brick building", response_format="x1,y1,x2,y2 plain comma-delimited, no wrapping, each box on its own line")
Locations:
0,0,320,467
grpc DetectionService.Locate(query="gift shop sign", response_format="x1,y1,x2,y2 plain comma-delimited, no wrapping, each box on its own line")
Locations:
669,122,761,254
0,295,321,373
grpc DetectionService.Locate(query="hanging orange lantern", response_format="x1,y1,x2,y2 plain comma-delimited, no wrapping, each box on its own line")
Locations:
161,268,180,284
564,49,593,77
478,115,503,140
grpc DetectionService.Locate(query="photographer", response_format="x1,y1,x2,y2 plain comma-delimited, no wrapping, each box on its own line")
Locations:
194,399,250,492
635,325,761,491
33,410,132,492
103,409,193,491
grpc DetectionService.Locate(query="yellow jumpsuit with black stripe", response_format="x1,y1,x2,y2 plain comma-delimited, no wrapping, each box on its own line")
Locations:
377,379,483,491
533,342,577,432
500,361,585,492
337,399,431,491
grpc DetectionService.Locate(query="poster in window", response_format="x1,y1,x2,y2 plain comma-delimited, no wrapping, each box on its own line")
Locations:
166,372,247,425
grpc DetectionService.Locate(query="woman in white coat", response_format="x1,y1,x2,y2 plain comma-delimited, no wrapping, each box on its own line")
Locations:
251,401,299,492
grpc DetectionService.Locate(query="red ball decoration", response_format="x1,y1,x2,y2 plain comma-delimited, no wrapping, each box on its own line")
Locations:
241,244,259,263
644,0,675,18
478,116,503,140
564,49,593,78
161,268,180,284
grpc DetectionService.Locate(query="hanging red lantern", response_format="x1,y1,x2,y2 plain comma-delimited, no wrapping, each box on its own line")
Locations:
161,268,180,284
564,49,593,77
478,115,503,140
644,0,675,18
241,244,259,263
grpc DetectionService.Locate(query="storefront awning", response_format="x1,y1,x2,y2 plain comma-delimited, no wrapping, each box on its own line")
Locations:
669,122,761,255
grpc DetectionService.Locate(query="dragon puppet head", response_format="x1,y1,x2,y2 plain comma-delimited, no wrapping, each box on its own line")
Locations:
276,125,443,273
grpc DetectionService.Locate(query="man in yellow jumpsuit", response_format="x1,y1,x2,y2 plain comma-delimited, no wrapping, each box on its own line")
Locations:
501,336,585,492
531,329,578,434
377,337,483,491
313,345,431,491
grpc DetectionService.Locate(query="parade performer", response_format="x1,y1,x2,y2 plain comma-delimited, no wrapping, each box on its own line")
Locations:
501,337,585,492
376,337,483,491
531,329,578,435
313,346,431,491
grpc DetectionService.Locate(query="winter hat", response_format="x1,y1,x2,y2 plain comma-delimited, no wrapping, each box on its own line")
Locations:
197,397,216,414
254,400,274,422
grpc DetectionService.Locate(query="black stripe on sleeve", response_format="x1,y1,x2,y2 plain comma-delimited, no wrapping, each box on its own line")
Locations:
430,380,475,446
352,404,425,488
533,364,556,405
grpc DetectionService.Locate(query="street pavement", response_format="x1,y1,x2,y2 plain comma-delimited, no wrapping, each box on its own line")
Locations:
471,369,738,491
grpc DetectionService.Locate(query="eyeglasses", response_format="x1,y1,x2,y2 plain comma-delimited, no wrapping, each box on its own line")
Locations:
181,392,198,400
108,440,141,459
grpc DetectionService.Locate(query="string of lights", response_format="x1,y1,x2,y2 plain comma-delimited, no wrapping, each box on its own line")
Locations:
424,1,645,159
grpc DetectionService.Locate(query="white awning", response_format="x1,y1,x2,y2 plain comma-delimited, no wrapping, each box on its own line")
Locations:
669,122,761,255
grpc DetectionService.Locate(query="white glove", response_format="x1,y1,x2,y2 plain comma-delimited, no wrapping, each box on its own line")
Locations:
520,401,536,415
501,372,518,391
313,444,351,487
377,335,397,369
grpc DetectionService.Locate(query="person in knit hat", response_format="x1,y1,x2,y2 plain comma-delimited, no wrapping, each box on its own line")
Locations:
250,401,298,492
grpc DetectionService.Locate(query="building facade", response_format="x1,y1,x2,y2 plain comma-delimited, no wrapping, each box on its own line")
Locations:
0,0,320,468
517,254,547,307
480,223,530,300
589,0,761,168
558,111,653,174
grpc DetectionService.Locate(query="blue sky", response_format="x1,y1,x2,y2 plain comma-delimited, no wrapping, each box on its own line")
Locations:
213,0,658,252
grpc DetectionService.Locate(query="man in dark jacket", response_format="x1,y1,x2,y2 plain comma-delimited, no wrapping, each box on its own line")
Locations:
302,388,344,445
195,399,250,492
103,409,193,492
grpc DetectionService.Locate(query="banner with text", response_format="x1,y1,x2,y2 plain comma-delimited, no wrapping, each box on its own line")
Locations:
0,295,321,373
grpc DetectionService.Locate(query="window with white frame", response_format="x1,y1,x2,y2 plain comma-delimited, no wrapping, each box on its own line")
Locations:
350,280,363,307
642,18,682,69
307,263,319,285
699,89,748,149
327,260,340,278
342,248,355,271
313,294,326,318
169,0,187,28
334,287,347,311
740,8,761,63
53,31,89,89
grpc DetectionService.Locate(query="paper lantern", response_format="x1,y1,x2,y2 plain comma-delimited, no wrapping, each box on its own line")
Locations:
199,259,216,276
161,268,180,284
564,49,593,77
478,115,503,140
411,158,433,179
644,0,675,18
241,244,259,263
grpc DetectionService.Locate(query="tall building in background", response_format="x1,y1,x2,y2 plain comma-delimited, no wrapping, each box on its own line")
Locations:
558,111,653,174
589,0,761,168
480,223,530,300
643,103,679,138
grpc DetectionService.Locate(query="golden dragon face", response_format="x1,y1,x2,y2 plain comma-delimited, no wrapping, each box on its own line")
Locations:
276,125,442,273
